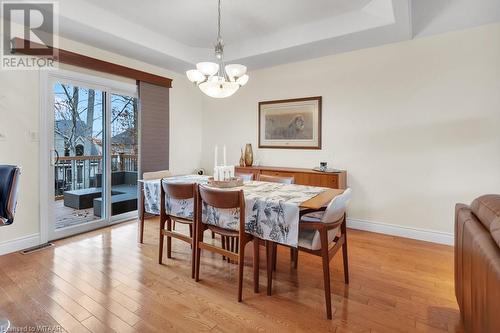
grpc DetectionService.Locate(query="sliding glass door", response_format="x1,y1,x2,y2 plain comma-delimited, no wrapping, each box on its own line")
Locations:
43,70,138,241
109,93,139,218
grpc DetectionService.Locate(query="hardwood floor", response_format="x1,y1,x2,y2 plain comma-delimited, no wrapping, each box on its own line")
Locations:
0,218,463,332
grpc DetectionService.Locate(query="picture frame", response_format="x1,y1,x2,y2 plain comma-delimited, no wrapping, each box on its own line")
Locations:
258,96,322,149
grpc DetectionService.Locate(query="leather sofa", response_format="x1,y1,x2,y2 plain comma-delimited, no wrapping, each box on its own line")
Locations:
455,195,500,333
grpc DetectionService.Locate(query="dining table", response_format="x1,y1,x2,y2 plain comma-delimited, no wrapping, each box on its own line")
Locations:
138,174,344,247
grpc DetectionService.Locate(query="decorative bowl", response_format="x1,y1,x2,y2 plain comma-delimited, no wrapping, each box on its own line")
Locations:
207,177,244,188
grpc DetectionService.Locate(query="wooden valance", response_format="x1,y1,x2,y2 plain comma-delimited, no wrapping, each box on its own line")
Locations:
10,37,172,88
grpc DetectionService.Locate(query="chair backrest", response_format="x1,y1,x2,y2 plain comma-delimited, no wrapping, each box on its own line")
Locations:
143,170,171,180
162,181,196,200
198,185,244,209
235,172,254,181
0,165,21,226
321,188,352,224
258,174,295,184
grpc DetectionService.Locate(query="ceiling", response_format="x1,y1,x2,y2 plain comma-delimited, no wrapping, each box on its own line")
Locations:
85,0,373,48
23,0,500,73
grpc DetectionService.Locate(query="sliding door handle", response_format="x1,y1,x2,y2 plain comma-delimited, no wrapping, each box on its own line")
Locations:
50,149,59,166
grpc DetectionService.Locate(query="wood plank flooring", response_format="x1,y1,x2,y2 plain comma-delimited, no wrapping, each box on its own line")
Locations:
0,218,463,332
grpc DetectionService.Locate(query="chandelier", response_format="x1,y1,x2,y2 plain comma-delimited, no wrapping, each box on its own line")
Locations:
186,0,249,98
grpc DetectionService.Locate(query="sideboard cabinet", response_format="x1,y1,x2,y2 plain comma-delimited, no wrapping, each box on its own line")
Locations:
235,166,347,189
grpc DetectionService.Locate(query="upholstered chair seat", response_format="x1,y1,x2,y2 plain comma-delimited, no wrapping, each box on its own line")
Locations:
298,190,351,250
298,220,340,250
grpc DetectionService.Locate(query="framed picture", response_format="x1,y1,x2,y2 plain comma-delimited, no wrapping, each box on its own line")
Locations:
259,96,322,149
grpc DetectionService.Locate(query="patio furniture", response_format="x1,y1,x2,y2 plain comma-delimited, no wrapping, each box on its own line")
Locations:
63,171,138,214
63,187,104,209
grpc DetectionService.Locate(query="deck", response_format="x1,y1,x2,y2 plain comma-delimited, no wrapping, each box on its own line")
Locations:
54,199,100,229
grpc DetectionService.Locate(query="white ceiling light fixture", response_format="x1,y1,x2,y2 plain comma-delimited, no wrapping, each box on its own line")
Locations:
186,0,248,98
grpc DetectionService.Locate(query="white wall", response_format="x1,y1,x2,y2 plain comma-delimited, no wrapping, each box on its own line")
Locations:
0,35,203,250
201,23,500,238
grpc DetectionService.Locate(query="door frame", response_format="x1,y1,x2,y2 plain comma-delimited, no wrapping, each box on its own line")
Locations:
39,69,139,243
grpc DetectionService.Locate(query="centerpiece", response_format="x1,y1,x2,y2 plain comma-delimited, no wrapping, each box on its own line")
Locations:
210,145,243,188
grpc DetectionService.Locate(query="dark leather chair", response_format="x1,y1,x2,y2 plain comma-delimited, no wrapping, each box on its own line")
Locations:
455,194,500,333
0,165,20,226
0,165,21,333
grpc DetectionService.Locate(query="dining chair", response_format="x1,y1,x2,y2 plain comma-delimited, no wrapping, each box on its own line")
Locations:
218,172,254,256
195,185,260,301
235,172,254,181
159,181,197,278
267,188,352,319
0,165,21,333
258,174,294,184
139,170,171,243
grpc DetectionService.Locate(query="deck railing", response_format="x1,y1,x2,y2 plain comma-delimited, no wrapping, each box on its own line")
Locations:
55,154,137,199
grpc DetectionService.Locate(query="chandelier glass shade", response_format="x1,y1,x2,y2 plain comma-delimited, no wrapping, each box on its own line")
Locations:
186,0,248,98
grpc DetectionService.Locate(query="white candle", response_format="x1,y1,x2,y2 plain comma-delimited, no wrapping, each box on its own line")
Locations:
223,145,227,166
214,166,219,181
214,145,218,168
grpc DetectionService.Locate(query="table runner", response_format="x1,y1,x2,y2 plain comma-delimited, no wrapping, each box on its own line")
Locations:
143,176,327,247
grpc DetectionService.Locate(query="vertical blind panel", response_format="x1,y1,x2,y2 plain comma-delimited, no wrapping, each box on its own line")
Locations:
139,81,170,176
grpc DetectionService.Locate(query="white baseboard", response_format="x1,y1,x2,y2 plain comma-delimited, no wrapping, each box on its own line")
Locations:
0,233,41,255
347,218,454,246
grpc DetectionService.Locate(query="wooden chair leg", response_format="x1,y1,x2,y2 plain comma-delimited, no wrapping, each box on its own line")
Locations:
195,229,203,282
158,218,165,264
341,221,349,284
266,241,274,296
221,236,226,261
230,237,235,264
191,222,197,279
139,195,145,243
237,238,246,302
253,238,259,293
166,217,172,259
290,248,298,269
235,237,239,254
320,230,332,320
172,220,176,230
272,243,277,271
187,223,193,249
139,214,145,244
